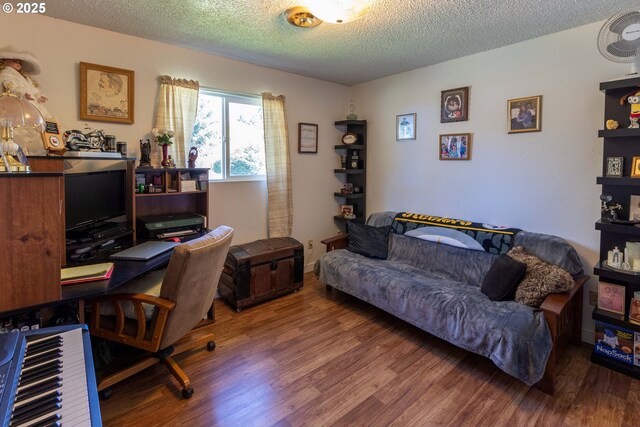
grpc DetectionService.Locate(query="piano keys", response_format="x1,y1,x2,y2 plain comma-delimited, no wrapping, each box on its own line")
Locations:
0,325,101,426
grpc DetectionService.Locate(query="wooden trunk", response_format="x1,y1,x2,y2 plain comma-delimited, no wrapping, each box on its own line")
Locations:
219,237,304,311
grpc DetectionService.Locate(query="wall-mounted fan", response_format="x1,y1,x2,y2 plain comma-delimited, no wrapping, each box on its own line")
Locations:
598,9,640,75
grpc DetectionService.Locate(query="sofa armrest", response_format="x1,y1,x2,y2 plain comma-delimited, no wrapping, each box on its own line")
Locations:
321,234,349,252
539,275,587,317
536,274,587,395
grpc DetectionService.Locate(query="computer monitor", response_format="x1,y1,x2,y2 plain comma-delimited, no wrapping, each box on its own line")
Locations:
64,170,127,231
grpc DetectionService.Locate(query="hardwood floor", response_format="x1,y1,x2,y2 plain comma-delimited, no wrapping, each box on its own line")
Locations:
100,272,640,426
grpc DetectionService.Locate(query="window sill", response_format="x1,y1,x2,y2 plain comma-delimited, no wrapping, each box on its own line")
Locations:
208,177,266,183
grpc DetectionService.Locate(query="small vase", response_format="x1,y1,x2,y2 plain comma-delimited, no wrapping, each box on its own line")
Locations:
161,145,168,167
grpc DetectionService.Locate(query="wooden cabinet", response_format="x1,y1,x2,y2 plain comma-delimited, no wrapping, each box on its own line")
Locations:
0,173,63,311
134,168,209,238
334,120,366,230
593,77,640,379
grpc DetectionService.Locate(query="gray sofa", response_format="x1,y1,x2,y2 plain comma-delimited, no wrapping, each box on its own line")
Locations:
315,212,586,394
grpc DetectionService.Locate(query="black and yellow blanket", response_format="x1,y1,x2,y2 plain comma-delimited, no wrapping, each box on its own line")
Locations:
391,212,521,255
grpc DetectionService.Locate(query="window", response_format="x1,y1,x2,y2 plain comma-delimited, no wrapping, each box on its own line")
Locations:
191,89,265,180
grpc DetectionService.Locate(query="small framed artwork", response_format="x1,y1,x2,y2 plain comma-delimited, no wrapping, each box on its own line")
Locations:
631,157,640,177
630,195,640,221
340,204,355,218
598,282,626,315
341,183,354,194
396,113,416,140
507,95,542,133
606,157,624,177
439,133,471,160
630,298,640,324
80,62,134,124
441,87,469,123
298,123,318,154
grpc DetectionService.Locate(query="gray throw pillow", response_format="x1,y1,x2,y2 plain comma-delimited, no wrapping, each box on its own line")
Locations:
347,222,390,259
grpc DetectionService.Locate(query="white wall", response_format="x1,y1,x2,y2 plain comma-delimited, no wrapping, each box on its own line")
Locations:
350,21,629,342
0,14,348,269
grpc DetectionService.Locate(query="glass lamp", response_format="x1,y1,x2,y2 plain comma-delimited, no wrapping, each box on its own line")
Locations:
305,0,373,24
0,91,45,173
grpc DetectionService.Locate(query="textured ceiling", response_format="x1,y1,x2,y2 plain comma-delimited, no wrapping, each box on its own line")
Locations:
43,0,637,86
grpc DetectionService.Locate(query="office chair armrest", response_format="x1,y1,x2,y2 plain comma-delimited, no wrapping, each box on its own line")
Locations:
89,293,176,353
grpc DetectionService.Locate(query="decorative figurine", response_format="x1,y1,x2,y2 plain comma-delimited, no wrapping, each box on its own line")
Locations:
63,126,107,151
0,46,53,155
606,119,619,130
165,155,176,168
600,193,622,222
620,91,640,128
188,146,198,168
139,139,152,168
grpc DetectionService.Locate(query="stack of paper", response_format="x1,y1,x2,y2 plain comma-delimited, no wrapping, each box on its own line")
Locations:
61,262,115,285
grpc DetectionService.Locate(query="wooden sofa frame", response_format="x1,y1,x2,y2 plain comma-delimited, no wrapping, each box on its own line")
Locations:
321,234,587,396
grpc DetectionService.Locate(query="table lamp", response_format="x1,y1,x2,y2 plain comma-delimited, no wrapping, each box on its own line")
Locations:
0,91,45,173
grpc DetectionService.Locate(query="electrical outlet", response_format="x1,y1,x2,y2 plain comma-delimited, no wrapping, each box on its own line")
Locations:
307,240,313,249
589,290,598,306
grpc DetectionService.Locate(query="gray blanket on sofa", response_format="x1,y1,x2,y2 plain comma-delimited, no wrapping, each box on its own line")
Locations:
315,212,583,386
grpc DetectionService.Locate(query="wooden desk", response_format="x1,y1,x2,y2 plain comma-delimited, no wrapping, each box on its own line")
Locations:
61,250,174,301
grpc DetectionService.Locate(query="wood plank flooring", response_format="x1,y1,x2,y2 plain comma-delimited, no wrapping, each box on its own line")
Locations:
100,272,639,426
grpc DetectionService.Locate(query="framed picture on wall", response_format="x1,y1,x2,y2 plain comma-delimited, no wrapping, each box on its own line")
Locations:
298,123,318,153
80,62,135,124
606,157,624,177
396,113,416,140
441,87,469,123
439,133,471,160
507,95,542,133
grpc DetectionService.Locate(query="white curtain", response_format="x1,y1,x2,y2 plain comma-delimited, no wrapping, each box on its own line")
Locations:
262,92,292,238
154,75,199,167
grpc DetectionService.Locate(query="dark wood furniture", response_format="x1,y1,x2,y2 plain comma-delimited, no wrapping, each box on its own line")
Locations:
219,237,304,311
1,158,212,320
334,120,366,231
592,76,640,379
321,234,586,395
134,168,209,239
0,173,63,312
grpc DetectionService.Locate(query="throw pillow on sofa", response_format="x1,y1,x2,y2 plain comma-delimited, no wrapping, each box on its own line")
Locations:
507,246,574,307
481,254,527,301
347,222,390,259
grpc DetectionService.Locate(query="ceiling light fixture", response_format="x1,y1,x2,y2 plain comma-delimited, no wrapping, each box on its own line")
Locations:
286,6,322,28
304,0,373,24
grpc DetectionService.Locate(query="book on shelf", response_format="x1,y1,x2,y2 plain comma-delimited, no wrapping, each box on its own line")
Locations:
61,262,114,285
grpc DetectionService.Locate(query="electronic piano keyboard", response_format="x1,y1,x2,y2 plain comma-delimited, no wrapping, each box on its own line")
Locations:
0,325,101,426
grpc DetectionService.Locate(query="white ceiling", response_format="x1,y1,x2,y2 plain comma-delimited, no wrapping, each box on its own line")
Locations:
43,0,637,86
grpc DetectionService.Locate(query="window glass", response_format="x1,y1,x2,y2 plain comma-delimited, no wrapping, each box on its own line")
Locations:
191,90,265,180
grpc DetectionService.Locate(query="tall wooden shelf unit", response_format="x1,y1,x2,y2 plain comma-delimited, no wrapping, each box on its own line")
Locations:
334,120,367,230
593,76,640,379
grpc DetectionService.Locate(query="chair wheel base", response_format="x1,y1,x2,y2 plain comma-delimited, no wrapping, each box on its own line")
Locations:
207,341,216,351
99,388,113,401
182,387,194,399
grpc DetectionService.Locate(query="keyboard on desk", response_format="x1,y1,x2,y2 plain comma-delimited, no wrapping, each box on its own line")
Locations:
0,325,101,427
